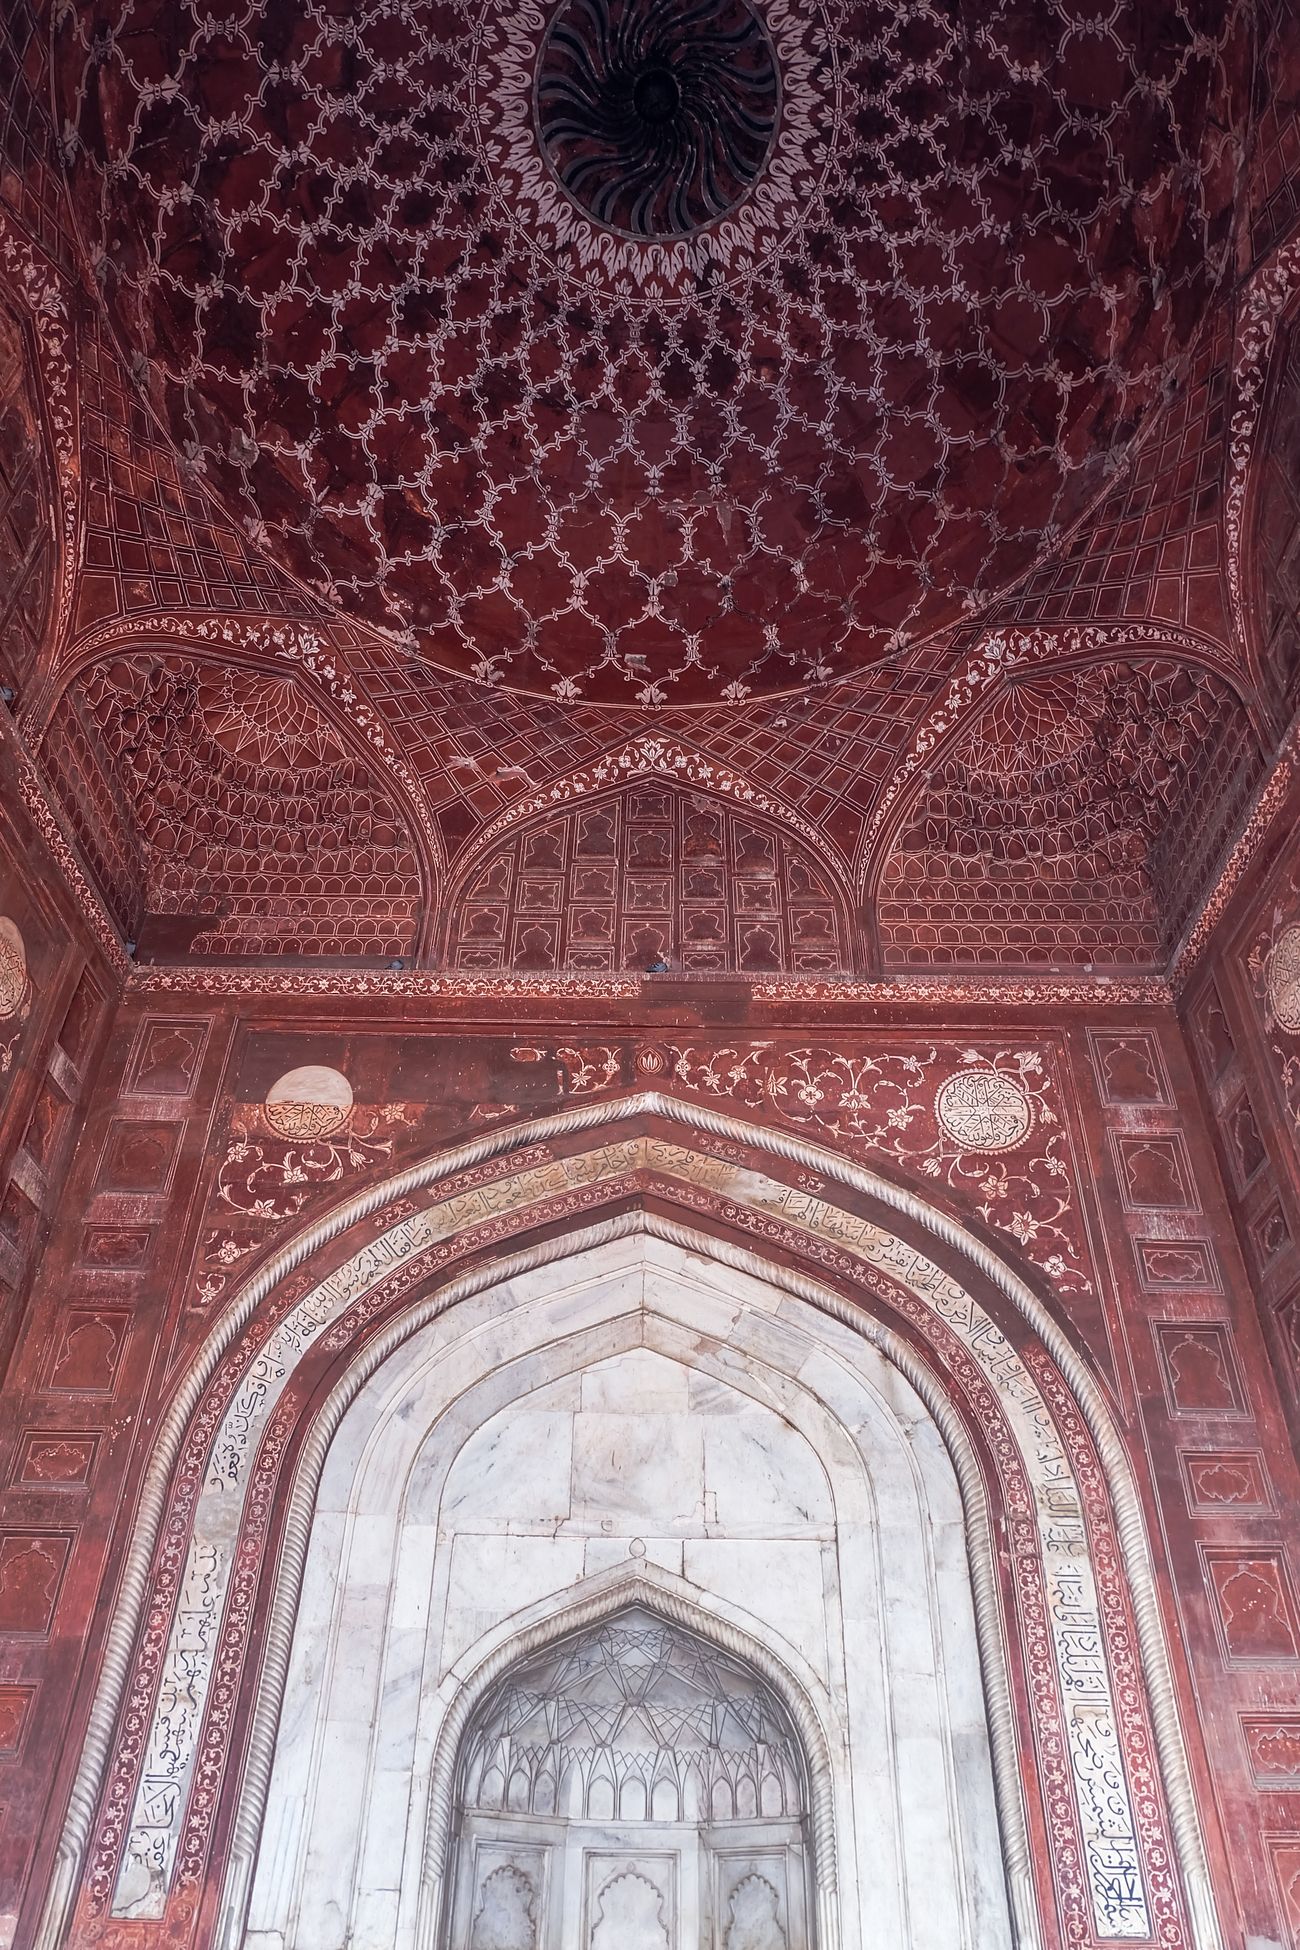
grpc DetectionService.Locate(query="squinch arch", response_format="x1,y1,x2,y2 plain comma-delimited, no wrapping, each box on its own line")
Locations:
34,1093,1224,1950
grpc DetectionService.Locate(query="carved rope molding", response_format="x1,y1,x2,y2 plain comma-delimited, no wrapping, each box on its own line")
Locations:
33,1092,1223,1950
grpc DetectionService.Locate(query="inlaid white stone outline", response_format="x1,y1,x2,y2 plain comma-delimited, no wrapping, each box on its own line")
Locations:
935,1069,1033,1152
1267,923,1300,1033
37,1092,1224,1950
112,1136,1151,1937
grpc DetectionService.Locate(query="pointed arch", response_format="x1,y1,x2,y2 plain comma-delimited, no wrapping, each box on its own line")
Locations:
35,1092,1224,1950
861,625,1263,897
31,636,439,959
441,751,861,975
861,634,1264,973
415,1559,837,1950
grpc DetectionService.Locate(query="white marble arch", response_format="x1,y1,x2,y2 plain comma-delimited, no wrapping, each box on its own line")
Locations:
42,1096,1222,1950
243,1234,1013,1950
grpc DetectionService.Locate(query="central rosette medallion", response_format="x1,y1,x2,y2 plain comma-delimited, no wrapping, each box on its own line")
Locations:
533,0,781,238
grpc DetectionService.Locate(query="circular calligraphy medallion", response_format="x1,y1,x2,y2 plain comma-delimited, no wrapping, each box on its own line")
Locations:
1267,924,1300,1034
264,1065,354,1141
935,1069,1033,1153
0,918,29,1020
534,0,780,240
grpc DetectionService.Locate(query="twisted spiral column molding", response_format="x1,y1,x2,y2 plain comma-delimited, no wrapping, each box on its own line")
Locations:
35,1090,1222,1950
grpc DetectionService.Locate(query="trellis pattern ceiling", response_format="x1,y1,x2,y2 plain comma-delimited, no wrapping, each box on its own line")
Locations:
0,0,1296,973
55,0,1245,705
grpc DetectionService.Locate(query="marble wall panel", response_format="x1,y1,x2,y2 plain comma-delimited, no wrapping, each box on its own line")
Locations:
244,1239,1010,1950
4,995,1299,1950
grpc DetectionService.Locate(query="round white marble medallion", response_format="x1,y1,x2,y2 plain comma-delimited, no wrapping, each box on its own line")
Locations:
935,1068,1033,1152
264,1064,354,1141
0,917,29,1019
1267,924,1300,1033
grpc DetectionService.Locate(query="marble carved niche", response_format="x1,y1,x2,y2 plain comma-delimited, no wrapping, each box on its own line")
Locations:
243,1237,1014,1950
446,1606,809,1949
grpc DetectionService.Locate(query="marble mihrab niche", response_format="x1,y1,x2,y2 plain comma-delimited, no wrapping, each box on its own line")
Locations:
533,0,782,239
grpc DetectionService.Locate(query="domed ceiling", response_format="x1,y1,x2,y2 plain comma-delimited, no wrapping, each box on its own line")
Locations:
56,0,1244,705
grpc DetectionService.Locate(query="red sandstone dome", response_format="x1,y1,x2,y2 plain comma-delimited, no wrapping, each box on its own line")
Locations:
55,0,1247,703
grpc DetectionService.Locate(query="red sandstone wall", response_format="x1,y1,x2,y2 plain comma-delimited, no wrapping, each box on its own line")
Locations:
0,981,1296,1947
1180,766,1300,1463
0,731,115,1374
0,727,116,1943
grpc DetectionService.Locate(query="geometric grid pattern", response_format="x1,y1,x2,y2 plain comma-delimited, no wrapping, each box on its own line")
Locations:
43,655,423,958
1247,1,1300,264
0,0,74,270
1007,310,1234,644
75,321,322,632
447,780,852,973
354,646,921,870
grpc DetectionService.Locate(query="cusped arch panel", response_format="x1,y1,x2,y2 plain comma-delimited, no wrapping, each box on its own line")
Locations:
39,649,427,957
873,657,1261,973
443,776,859,976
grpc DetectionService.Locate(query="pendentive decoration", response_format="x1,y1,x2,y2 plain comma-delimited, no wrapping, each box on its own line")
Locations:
534,0,780,239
